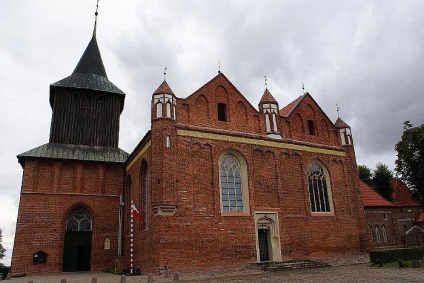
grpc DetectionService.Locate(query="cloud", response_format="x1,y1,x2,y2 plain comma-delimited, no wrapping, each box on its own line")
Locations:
1,0,423,265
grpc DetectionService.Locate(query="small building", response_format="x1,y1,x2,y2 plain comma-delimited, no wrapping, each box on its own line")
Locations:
361,179,424,248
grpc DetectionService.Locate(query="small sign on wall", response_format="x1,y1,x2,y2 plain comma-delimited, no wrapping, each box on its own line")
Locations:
104,237,111,250
33,250,47,264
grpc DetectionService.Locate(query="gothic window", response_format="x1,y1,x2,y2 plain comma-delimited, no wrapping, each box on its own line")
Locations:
166,102,171,118
375,226,381,243
307,120,315,135
369,225,374,241
265,113,271,132
382,225,388,242
217,103,227,121
307,162,333,213
156,102,162,118
66,207,92,231
219,151,249,213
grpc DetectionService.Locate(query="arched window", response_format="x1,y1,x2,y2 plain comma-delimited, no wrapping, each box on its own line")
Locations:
66,206,92,231
382,225,388,242
369,225,374,241
375,225,381,243
156,102,162,118
306,162,333,213
219,151,249,213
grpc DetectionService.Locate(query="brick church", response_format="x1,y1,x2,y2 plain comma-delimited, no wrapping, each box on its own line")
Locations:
11,14,372,275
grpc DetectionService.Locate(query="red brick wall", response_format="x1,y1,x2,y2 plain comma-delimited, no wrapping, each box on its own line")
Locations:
12,159,124,275
122,74,371,272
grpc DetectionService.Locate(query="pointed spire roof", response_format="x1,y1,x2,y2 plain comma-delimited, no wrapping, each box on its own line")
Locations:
50,26,125,105
334,117,351,129
153,80,175,95
260,88,277,104
72,36,107,77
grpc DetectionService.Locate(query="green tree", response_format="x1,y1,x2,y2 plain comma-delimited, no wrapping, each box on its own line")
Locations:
0,228,6,260
395,121,424,206
372,163,394,202
358,165,373,187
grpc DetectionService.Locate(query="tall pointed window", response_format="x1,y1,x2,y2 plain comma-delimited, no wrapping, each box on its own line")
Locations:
307,162,333,213
375,225,381,243
381,225,388,242
219,151,249,214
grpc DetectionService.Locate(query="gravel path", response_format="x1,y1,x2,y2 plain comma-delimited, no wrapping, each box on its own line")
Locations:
5,264,424,283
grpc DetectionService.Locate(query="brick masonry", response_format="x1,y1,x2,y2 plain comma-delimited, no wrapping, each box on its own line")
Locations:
13,72,373,275
125,73,372,273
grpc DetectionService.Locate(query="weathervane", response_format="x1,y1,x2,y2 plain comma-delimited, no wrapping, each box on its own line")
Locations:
93,0,100,37
264,75,268,88
336,103,340,118
164,67,168,81
218,61,221,74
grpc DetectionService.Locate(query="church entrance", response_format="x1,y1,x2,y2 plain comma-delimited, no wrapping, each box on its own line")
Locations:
258,228,270,261
63,207,92,272
254,212,282,262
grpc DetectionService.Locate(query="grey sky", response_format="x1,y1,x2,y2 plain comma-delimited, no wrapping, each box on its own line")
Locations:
1,0,423,266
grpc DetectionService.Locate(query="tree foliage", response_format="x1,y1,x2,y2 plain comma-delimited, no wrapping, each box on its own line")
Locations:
358,165,373,187
372,163,394,202
0,228,6,260
395,121,424,206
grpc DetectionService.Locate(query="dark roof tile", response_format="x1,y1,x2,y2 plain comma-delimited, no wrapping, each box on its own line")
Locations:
18,143,128,164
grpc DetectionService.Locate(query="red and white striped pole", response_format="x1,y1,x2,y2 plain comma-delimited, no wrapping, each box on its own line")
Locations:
130,199,134,274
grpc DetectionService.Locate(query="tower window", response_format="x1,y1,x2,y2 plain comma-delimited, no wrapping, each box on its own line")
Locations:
307,120,315,135
217,103,227,121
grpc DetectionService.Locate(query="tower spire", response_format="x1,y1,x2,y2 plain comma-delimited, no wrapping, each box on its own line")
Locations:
93,0,100,38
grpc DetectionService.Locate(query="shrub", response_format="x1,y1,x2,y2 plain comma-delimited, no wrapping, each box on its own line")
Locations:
374,258,383,267
370,247,424,264
103,267,113,273
412,260,421,268
397,259,408,268
0,266,10,279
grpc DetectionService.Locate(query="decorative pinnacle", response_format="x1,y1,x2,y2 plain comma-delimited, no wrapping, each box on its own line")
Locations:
336,103,340,118
302,82,305,93
164,67,168,81
218,60,221,74
264,75,268,88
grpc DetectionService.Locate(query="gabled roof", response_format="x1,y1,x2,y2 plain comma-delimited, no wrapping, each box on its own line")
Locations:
153,80,174,95
279,94,304,117
392,178,420,207
334,117,351,129
50,33,125,101
360,180,394,207
17,143,128,166
260,88,277,104
185,72,258,113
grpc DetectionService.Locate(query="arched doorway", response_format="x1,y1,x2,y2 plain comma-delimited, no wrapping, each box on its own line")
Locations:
63,206,92,272
254,212,282,262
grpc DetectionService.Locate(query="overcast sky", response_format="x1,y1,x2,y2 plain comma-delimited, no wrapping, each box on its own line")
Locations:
1,0,423,266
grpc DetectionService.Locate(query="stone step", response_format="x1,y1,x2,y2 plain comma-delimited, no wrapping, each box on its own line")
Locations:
248,260,331,272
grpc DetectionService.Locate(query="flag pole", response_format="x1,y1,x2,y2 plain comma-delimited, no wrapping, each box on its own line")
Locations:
130,199,134,274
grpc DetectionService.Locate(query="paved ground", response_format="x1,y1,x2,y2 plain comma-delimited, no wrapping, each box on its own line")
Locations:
4,264,424,283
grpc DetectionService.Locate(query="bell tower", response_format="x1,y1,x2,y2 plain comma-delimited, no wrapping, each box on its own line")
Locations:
49,20,125,147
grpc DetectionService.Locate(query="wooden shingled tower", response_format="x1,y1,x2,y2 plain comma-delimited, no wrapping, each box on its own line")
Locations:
12,7,129,274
